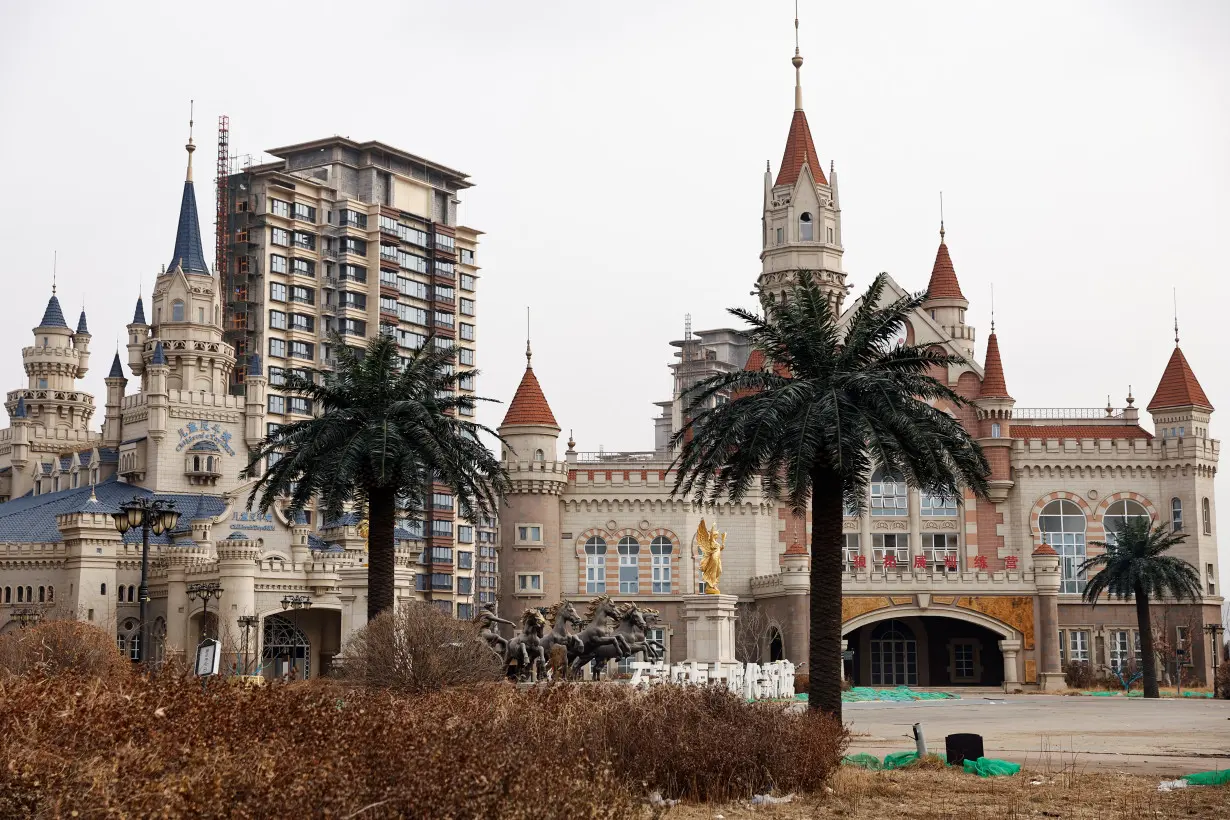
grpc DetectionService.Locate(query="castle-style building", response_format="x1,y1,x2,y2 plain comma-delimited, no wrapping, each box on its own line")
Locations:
496,40,1221,690
0,131,484,677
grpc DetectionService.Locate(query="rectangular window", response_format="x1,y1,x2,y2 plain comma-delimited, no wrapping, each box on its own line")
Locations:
457,603,473,621
266,422,282,436
952,642,975,680
268,338,287,358
1208,563,1216,596
271,227,290,246
458,374,475,391
399,251,430,274
292,258,314,277
1058,630,1066,666
827,226,835,243
291,313,314,331
338,209,367,228
290,341,313,360
872,533,909,568
459,297,476,316
291,231,315,250
927,533,960,571
843,533,860,572
1052,532,1088,594
292,202,316,222
457,550,473,569
457,577,473,595
1069,630,1089,663
380,295,398,315
516,525,542,544
289,397,311,415
267,395,286,414
290,286,315,305
435,233,455,251
1109,630,1131,671
459,248,474,265
268,310,287,330
435,285,455,302
775,227,783,244
871,475,909,516
434,311,454,328
342,237,367,256
457,525,474,543
340,264,367,283
460,273,476,291
921,494,958,517
517,573,542,593
270,198,290,217
619,554,639,594
270,282,288,302
431,492,454,510
458,347,475,366
340,291,367,310
270,254,288,274
431,519,453,538
431,573,453,591
339,318,366,337
459,323,475,341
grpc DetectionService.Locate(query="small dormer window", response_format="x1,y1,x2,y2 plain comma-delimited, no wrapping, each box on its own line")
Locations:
799,212,814,241
172,301,185,322
534,449,545,461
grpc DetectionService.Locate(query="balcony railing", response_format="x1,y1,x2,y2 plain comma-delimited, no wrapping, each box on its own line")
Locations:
574,450,660,463
1013,408,1125,420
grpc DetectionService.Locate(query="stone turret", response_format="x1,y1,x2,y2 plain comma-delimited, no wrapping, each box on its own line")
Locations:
244,354,267,448
127,296,150,378
922,224,975,360
496,343,568,614
73,309,91,377
974,328,1014,502
147,341,169,442
103,352,127,449
7,291,95,434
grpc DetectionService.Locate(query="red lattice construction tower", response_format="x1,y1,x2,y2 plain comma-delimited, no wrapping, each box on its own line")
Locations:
215,115,230,286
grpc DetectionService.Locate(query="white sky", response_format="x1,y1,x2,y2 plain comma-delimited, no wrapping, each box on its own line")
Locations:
1,1,1226,575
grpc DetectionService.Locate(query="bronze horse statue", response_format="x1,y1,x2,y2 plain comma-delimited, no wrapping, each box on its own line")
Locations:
571,602,662,671
505,608,548,681
568,596,632,676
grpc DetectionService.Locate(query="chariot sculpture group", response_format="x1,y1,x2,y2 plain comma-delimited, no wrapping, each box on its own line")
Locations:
475,597,664,681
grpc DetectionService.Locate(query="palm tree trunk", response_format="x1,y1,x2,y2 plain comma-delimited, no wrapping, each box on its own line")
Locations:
1134,581,1159,699
809,464,844,720
367,486,397,622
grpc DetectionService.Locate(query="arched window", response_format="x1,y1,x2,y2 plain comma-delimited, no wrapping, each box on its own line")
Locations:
921,491,958,517
1204,498,1213,535
16,586,23,603
617,536,640,594
1171,497,1183,532
991,422,1001,438
799,212,814,241
38,586,45,603
172,300,185,322
47,585,53,602
533,449,545,461
3,587,10,604
129,585,137,603
1103,499,1150,546
117,585,124,600
263,614,311,680
25,586,32,603
101,583,106,596
117,619,140,662
1040,499,1086,593
871,468,908,516
870,619,918,685
584,536,607,594
650,536,673,593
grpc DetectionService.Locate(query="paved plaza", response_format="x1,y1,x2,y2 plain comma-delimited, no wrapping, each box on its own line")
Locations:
845,693,1230,775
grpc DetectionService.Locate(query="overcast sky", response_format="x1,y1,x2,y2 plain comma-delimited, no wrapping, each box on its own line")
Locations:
1,1,1227,574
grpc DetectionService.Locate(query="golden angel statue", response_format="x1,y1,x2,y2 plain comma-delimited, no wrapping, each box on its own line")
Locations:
696,518,726,594
357,519,369,553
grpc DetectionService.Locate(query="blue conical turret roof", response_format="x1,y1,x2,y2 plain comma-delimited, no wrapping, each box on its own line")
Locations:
151,341,167,365
38,294,69,329
13,396,26,419
168,176,210,275
133,296,147,325
76,309,89,335
108,352,125,379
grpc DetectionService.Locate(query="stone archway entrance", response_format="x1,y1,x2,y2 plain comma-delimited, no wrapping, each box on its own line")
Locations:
768,628,785,662
263,614,311,680
844,609,1017,688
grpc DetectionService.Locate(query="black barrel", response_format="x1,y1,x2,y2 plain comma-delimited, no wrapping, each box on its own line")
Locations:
945,733,985,766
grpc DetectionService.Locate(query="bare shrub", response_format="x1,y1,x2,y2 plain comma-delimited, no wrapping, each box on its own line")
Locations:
0,674,847,817
1215,661,1230,699
795,671,809,694
337,602,503,693
1063,660,1096,689
0,620,130,681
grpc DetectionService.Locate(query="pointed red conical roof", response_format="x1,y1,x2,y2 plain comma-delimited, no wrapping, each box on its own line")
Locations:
775,109,827,188
980,332,1011,399
926,236,965,300
1147,346,1213,412
502,353,559,428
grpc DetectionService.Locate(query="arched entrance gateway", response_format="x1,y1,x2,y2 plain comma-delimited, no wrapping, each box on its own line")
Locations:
843,607,1018,687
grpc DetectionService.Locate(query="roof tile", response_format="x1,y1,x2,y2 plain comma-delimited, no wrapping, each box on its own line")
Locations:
980,333,1011,399
775,109,827,188
1014,425,1153,441
1147,346,1213,412
926,241,965,300
502,363,558,428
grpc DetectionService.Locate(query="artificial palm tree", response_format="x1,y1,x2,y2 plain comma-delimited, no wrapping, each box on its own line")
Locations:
246,334,508,622
1080,518,1202,698
672,274,990,719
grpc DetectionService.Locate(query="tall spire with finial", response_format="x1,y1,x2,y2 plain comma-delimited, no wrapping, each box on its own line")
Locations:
775,2,826,187
525,306,532,364
939,191,946,242
52,250,57,294
185,99,196,182
502,306,558,428
167,100,210,274
990,283,995,332
1173,288,1179,346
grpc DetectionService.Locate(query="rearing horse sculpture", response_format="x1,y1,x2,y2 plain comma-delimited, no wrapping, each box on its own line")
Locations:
569,596,631,675
572,602,663,669
505,608,548,681
540,600,585,669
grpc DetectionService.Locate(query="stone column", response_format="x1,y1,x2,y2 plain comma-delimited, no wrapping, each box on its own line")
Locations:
682,593,738,664
840,638,849,681
999,638,1022,691
1033,543,1064,691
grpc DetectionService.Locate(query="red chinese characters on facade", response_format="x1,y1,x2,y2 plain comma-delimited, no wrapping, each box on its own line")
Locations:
1005,555,1019,570
944,555,959,570
913,555,927,569
883,554,898,569
972,555,988,570
854,555,867,570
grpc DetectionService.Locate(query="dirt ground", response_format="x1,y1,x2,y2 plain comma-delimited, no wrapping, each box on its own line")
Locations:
660,766,1230,819
842,693,1230,775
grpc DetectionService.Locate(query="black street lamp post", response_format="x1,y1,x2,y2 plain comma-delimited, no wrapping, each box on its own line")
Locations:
1205,623,1225,695
187,582,224,641
237,614,259,675
281,594,312,679
111,498,180,665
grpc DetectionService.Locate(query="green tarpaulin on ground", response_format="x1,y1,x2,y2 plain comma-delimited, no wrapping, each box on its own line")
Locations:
841,753,882,770
962,757,1022,777
1181,769,1230,786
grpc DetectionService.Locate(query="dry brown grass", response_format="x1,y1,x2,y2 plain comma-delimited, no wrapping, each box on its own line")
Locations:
0,672,845,818
663,766,1230,819
337,602,505,693
0,619,131,680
